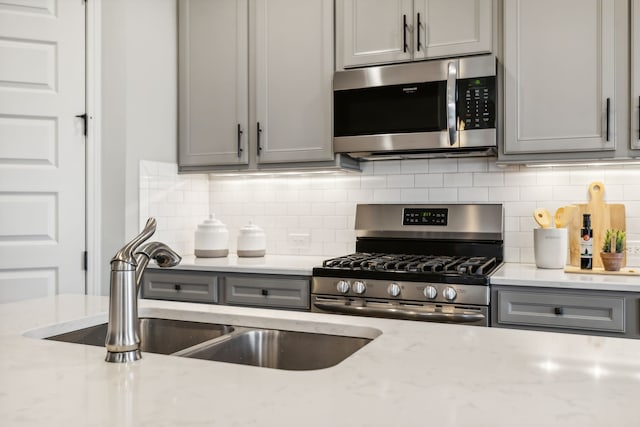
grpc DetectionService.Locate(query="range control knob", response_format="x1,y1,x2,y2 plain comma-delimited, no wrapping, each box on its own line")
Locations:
336,280,350,294
443,286,457,301
387,283,401,297
353,281,367,295
423,285,437,299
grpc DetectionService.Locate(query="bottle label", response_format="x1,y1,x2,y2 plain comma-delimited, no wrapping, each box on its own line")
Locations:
580,233,593,258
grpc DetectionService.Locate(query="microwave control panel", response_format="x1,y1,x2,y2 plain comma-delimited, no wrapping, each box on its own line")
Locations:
458,77,495,130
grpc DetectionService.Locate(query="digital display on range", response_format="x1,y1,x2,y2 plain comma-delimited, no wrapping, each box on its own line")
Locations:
402,208,448,226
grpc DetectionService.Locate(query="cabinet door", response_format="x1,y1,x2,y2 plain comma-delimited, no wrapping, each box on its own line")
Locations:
178,0,249,167
337,0,413,69
253,0,334,163
503,0,616,154
633,0,640,149
413,0,492,61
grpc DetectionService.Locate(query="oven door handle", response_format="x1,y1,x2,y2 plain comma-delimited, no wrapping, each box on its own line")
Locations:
313,300,485,323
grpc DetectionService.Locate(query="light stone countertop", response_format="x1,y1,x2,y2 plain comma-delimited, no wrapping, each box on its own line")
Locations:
492,263,640,292
3,295,640,426
149,254,327,276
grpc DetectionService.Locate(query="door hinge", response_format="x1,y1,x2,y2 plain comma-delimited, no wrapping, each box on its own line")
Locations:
83,251,88,271
75,113,87,136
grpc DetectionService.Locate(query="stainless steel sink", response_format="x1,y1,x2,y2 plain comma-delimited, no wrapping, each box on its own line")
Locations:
46,318,234,355
41,314,377,370
177,328,372,370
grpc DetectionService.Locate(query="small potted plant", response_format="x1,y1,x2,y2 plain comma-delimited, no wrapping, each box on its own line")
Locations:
600,229,625,271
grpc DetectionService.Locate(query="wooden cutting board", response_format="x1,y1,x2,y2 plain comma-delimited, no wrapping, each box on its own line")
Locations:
564,266,639,276
568,182,626,268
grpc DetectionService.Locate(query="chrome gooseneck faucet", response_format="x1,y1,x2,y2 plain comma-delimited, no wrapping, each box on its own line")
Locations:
105,218,181,363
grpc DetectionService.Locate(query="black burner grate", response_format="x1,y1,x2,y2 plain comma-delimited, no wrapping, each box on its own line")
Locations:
322,253,497,276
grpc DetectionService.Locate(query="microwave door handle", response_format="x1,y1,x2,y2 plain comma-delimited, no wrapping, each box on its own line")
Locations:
446,61,458,146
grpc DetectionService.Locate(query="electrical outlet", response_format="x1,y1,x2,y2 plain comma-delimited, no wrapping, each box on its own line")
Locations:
626,240,640,267
626,240,640,255
288,233,311,247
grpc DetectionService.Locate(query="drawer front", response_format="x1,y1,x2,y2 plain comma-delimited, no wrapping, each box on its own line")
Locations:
497,290,625,332
224,276,310,309
142,271,219,303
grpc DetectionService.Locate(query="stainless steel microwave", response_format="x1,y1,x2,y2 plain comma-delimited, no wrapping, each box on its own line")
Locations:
333,54,497,159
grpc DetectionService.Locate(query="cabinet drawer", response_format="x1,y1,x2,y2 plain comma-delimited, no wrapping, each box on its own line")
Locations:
497,290,625,333
142,271,219,304
224,275,310,310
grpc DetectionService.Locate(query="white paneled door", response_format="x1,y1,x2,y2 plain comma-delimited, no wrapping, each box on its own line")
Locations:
0,0,86,302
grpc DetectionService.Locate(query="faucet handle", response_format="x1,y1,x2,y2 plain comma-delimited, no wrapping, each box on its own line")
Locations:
111,217,157,267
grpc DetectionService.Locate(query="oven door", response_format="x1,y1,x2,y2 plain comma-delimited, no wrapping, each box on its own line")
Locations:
312,295,489,326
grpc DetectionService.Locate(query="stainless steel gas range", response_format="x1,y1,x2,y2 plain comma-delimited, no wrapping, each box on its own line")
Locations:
311,204,504,326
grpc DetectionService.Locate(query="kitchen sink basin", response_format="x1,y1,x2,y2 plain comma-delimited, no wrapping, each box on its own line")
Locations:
46,318,234,355
177,328,372,370
37,311,378,370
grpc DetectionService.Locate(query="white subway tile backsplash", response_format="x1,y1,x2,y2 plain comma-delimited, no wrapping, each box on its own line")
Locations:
415,173,443,187
373,160,402,175
429,188,458,201
360,175,387,189
401,159,429,174
373,188,399,202
140,159,640,264
401,188,429,202
387,174,415,188
347,188,374,202
444,172,472,187
458,157,488,172
429,158,458,173
519,185,552,201
458,187,488,202
489,187,520,202
473,172,504,187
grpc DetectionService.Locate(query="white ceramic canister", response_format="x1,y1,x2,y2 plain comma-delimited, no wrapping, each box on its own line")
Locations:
533,227,568,269
237,221,266,257
194,214,229,258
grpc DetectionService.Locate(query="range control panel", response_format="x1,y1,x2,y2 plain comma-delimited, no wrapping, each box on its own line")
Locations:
458,76,495,130
402,208,448,226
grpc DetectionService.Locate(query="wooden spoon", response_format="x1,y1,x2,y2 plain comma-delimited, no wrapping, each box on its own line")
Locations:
533,208,552,228
554,205,577,228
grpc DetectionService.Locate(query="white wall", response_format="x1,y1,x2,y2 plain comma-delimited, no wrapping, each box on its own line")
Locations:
100,0,177,294
140,159,640,266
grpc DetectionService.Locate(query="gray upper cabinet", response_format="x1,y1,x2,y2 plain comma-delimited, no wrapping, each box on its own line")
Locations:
500,0,640,164
178,0,249,167
254,0,334,164
178,0,336,171
336,0,493,70
502,0,616,156
633,0,640,150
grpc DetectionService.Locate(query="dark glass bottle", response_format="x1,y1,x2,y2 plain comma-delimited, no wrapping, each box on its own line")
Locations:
580,214,593,269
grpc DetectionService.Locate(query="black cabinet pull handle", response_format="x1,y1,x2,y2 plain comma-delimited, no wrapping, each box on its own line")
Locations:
606,97,610,142
554,307,563,315
237,124,243,158
402,15,408,53
416,13,422,52
261,289,269,296
257,122,262,156
174,284,181,291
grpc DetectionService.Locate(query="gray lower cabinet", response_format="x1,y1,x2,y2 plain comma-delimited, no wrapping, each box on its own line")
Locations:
142,269,310,311
224,274,310,310
492,286,640,339
142,270,220,304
